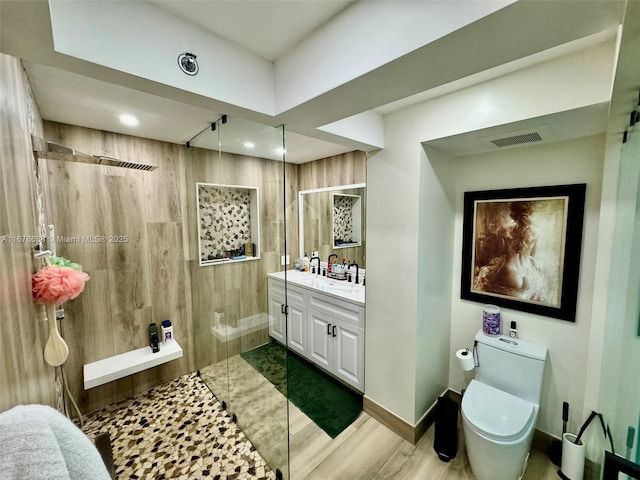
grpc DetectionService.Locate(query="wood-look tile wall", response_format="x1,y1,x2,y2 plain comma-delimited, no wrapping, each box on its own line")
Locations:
298,151,367,266
0,53,57,411
2,56,367,416
301,187,366,267
297,150,367,192
186,147,299,369
42,122,194,413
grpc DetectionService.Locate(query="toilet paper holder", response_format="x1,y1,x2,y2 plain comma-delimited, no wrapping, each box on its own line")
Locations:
456,347,476,372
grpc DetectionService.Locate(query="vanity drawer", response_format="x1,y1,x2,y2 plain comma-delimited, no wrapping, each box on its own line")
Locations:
308,292,364,328
268,279,305,305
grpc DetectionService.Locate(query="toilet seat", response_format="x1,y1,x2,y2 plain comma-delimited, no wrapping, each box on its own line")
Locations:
462,379,536,442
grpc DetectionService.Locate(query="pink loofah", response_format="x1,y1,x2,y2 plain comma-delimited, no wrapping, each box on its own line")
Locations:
32,265,90,304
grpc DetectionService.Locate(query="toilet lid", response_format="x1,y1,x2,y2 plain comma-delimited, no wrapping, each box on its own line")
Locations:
462,380,536,442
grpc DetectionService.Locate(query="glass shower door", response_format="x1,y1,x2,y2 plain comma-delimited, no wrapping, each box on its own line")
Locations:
218,118,289,479
189,116,290,478
599,127,640,478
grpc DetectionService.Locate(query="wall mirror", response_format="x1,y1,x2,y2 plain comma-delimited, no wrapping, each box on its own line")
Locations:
299,183,366,268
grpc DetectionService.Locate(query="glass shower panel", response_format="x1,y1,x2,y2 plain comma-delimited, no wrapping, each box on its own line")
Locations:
187,120,231,411
599,128,640,477
217,117,289,479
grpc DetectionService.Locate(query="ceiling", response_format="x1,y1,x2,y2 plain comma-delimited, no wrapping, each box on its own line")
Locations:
148,0,354,62
1,0,628,163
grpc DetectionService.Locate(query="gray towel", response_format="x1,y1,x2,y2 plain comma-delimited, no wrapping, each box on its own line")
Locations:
0,405,111,480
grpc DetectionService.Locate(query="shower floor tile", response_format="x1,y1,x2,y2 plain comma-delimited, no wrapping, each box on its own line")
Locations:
82,372,275,480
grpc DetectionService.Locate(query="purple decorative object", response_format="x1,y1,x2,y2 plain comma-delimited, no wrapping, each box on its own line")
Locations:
483,305,501,336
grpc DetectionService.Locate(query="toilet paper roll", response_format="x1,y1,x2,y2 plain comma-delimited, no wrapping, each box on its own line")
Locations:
456,348,475,371
482,304,501,336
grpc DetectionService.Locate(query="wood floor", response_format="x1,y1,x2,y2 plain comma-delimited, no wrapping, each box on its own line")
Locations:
290,405,558,480
202,352,559,480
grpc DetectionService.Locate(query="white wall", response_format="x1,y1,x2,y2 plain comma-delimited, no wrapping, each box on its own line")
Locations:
366,39,614,428
449,135,605,437
366,142,422,423
48,1,275,115
415,146,457,421
275,0,512,113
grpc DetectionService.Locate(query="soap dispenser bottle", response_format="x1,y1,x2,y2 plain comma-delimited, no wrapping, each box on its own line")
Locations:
302,253,310,272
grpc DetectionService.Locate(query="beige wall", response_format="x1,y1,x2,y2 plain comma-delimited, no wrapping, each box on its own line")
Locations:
42,121,195,414
186,147,299,369
0,53,57,411
298,150,367,192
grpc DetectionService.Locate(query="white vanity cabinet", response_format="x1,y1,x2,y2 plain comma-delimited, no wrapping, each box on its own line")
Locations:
268,280,286,345
267,273,365,392
308,292,364,391
267,280,308,358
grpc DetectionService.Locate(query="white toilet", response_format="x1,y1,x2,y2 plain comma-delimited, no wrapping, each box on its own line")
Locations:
461,330,547,480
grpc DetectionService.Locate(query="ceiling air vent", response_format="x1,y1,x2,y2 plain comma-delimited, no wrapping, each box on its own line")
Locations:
480,125,555,150
490,132,542,148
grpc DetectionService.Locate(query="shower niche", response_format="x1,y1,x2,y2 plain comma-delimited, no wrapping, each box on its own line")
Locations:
332,192,362,248
196,182,260,266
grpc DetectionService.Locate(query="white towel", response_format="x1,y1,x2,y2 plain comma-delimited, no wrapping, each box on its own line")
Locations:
0,404,111,480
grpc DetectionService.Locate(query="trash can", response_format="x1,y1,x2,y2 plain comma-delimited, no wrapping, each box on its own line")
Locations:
434,394,458,462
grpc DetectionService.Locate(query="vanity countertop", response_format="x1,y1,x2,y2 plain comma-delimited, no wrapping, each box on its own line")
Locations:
268,270,365,307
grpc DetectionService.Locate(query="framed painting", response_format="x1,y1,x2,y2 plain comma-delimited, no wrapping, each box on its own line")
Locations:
603,451,640,479
460,184,586,321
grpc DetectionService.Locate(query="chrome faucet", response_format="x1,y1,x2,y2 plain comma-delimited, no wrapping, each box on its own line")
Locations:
348,261,359,284
310,256,321,274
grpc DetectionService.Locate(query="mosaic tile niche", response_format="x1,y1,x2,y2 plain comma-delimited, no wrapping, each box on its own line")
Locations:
197,183,260,265
333,193,361,247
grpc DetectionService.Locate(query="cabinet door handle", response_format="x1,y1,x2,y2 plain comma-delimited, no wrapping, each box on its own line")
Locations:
327,323,332,335
332,325,337,337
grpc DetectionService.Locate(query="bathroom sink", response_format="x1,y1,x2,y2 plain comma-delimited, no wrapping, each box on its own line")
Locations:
321,281,353,292
268,270,365,306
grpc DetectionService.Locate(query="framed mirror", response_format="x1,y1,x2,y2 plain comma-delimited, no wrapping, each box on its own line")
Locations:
299,183,366,268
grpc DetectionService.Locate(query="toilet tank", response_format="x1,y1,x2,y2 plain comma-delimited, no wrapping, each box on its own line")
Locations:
474,330,547,404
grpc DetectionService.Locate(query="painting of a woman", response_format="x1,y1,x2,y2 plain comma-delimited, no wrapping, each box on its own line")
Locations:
471,197,567,308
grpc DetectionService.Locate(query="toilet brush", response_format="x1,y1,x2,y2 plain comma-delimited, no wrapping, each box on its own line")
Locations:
551,402,569,466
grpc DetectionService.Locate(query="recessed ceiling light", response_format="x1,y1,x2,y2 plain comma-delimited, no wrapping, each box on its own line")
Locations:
119,114,139,127
275,147,286,155
244,142,255,149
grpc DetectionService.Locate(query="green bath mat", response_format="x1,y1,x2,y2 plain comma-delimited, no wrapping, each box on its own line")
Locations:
240,341,363,438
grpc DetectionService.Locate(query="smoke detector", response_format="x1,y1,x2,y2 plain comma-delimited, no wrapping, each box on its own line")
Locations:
178,52,199,76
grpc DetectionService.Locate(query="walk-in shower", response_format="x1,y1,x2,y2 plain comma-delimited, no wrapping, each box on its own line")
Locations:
186,116,291,478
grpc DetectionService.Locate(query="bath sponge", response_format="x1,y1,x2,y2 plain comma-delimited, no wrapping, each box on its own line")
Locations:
32,265,90,304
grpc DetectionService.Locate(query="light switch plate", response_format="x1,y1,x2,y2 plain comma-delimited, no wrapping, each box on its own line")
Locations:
281,255,290,266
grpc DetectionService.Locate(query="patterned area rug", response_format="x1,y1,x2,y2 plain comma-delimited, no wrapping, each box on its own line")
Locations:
240,341,363,438
82,373,275,480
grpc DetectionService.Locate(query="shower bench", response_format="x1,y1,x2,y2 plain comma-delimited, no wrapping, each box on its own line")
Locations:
83,340,183,389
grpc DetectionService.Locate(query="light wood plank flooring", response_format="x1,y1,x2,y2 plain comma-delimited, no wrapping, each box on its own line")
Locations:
202,351,559,480
291,407,558,479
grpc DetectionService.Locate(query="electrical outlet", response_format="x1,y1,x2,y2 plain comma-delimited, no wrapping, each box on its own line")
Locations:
281,255,290,266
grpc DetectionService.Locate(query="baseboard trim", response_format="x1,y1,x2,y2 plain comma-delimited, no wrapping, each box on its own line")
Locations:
363,395,437,445
366,388,558,451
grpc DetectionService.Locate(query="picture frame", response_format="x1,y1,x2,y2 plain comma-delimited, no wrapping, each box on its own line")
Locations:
602,451,640,479
460,184,586,322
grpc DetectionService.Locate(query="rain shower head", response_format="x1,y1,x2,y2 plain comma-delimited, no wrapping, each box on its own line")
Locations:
32,136,158,171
